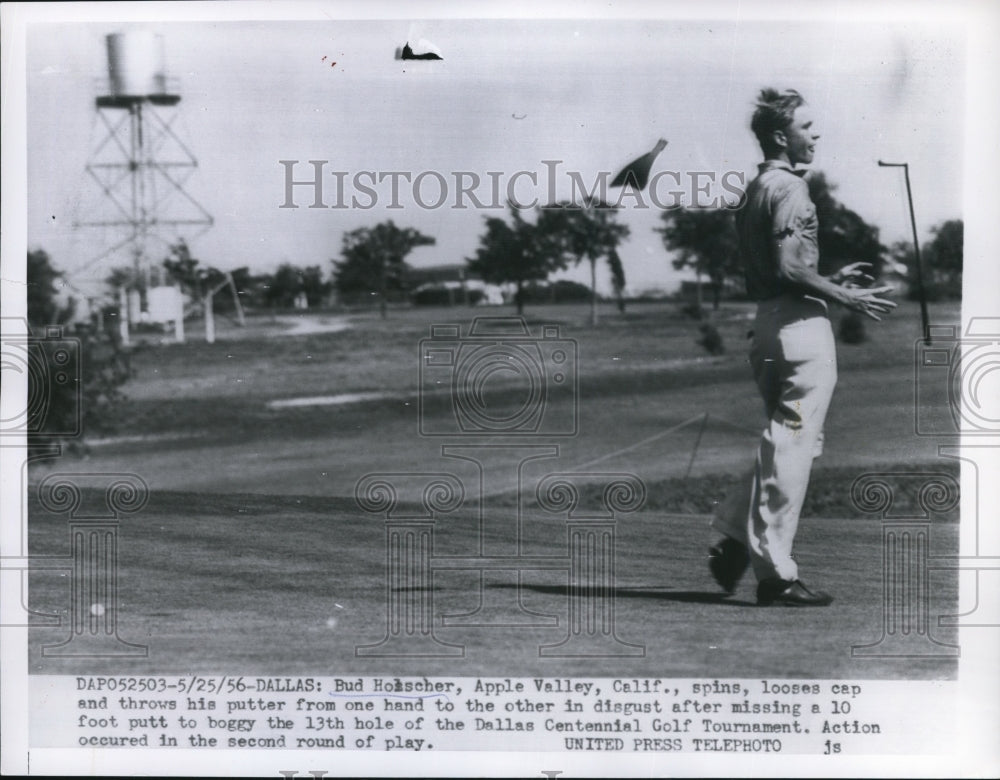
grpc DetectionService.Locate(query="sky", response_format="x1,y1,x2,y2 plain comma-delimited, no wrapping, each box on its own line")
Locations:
22,8,967,300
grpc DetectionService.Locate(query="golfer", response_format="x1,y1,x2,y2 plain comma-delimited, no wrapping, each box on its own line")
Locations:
709,88,896,606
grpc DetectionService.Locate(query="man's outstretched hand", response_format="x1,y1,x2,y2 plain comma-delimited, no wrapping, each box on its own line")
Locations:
840,285,898,321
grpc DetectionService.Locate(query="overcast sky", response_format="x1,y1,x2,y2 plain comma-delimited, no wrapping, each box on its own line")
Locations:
24,10,965,298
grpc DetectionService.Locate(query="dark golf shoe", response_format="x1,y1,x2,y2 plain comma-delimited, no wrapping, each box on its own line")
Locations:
708,537,749,594
757,578,833,607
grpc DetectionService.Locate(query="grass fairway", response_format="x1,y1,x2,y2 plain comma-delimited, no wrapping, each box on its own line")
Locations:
27,489,958,679
28,300,962,679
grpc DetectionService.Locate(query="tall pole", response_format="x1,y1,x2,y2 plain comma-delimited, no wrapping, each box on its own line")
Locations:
878,161,930,344
135,102,151,297
204,290,215,344
227,273,246,326
174,292,185,343
118,287,130,346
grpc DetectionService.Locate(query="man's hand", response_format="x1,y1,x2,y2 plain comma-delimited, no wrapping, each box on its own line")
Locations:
830,262,876,286
774,237,895,319
839,285,897,321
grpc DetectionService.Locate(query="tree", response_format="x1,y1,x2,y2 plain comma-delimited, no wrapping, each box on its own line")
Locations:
924,219,963,299
332,221,435,318
265,264,301,309
806,172,885,278
808,173,887,343
162,239,206,298
656,208,740,311
161,240,254,322
27,249,74,327
214,266,256,313
927,219,963,272
263,263,331,309
466,203,565,315
607,248,627,313
26,250,131,454
541,199,631,325
890,219,963,301
106,266,143,295
657,175,886,315
299,265,330,307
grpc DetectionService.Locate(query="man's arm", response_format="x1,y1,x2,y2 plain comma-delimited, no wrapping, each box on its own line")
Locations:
775,234,897,321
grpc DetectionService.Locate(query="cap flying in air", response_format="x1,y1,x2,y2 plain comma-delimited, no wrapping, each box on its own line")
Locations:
610,138,668,190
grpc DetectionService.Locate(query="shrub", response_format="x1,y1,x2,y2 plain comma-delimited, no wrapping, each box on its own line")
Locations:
27,250,132,455
680,301,704,320
697,323,725,355
838,311,867,344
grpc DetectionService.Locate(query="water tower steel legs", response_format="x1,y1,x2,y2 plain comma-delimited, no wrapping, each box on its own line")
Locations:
72,33,213,337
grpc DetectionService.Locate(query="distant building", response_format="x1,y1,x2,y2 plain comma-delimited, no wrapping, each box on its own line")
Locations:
678,278,746,302
407,263,473,287
409,264,504,306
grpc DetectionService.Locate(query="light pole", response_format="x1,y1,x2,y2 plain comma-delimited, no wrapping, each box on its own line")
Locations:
878,160,930,344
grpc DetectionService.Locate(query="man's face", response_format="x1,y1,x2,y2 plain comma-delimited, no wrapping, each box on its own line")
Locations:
781,105,820,166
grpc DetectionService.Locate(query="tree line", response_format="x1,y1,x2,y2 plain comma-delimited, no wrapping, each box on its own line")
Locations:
23,171,962,453
100,174,962,321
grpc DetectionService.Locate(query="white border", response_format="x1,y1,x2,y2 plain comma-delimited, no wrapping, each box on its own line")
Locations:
3,1,998,777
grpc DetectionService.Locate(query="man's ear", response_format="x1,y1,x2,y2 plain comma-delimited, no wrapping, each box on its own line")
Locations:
772,129,788,151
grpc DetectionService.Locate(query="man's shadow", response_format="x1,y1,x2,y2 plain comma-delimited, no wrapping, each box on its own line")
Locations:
488,582,757,607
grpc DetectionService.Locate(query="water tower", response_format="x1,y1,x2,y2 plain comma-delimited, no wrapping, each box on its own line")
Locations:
73,32,213,343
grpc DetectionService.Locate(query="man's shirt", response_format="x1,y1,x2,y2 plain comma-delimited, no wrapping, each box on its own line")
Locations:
736,159,820,302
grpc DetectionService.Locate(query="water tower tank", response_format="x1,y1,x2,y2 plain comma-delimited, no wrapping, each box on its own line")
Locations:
106,32,167,97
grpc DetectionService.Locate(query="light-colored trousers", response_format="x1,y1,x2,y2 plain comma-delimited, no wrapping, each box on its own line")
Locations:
712,295,837,581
